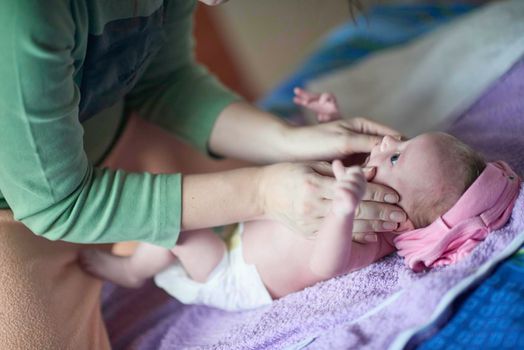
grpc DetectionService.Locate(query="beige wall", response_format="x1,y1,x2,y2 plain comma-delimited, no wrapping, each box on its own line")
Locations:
209,0,351,97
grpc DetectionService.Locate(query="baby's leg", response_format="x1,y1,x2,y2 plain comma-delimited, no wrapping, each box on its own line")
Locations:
80,228,226,287
171,228,226,282
80,243,176,288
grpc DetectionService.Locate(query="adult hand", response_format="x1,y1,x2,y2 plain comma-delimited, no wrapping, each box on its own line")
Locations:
258,161,335,236
257,161,407,239
209,101,402,164
352,166,407,243
283,117,401,162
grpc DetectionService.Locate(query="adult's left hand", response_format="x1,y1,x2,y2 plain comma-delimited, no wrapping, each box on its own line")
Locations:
283,117,406,243
210,101,400,164
283,117,401,161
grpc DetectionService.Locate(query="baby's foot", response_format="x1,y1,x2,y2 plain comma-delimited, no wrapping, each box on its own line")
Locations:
331,161,366,217
79,249,145,288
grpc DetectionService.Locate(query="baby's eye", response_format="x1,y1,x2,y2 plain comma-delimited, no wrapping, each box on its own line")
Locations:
390,152,400,165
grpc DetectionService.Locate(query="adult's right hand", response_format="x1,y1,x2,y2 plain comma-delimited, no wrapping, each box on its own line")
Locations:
258,161,336,236
351,166,406,243
258,162,406,240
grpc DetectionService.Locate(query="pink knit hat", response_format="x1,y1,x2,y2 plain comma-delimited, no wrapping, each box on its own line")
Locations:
394,161,521,272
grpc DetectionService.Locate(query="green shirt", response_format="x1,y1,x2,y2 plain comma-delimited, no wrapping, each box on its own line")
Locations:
0,0,240,247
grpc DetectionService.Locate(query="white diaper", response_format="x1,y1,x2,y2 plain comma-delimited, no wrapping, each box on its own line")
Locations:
154,223,273,311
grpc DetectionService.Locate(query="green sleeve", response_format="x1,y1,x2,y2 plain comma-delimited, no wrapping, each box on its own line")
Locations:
125,0,242,154
0,0,180,248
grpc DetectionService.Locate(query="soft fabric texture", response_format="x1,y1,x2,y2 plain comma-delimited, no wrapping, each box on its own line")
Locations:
416,244,524,349
395,161,521,272
154,223,273,311
0,211,111,350
308,0,524,137
100,188,524,349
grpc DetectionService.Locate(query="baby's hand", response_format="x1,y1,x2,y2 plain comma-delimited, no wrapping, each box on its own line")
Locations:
293,87,341,122
331,160,366,217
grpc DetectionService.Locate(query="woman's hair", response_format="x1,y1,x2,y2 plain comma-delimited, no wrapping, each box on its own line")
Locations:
410,136,486,229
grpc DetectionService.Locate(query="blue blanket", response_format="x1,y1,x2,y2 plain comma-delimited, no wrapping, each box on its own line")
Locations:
417,249,524,349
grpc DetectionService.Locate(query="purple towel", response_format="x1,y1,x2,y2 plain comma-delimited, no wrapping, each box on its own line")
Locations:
102,58,524,350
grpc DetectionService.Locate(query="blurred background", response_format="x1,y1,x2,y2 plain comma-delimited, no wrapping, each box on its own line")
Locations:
194,0,353,101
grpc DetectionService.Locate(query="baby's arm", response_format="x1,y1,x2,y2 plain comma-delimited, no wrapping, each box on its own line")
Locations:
80,228,226,287
309,161,395,278
309,161,364,277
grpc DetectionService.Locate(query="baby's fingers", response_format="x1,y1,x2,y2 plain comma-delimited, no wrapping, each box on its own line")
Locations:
339,166,366,186
294,87,318,101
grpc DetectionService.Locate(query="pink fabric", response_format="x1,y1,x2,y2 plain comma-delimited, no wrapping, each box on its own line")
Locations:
394,161,521,272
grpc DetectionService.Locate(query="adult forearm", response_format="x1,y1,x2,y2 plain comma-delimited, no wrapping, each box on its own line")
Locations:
209,101,402,165
208,102,294,164
181,167,264,230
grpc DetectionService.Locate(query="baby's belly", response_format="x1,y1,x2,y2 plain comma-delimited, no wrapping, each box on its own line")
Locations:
242,220,322,299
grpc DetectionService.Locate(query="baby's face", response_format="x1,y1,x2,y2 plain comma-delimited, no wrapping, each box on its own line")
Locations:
365,133,458,224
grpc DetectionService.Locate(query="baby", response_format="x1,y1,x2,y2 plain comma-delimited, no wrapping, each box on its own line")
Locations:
80,90,521,311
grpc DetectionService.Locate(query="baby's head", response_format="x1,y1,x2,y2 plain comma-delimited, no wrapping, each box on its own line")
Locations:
366,132,521,271
365,132,485,230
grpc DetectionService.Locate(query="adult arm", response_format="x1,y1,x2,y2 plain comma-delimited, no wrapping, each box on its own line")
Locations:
124,0,242,156
208,104,407,236
125,1,401,165
209,102,400,163
122,0,405,235
0,0,183,247
0,0,284,245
